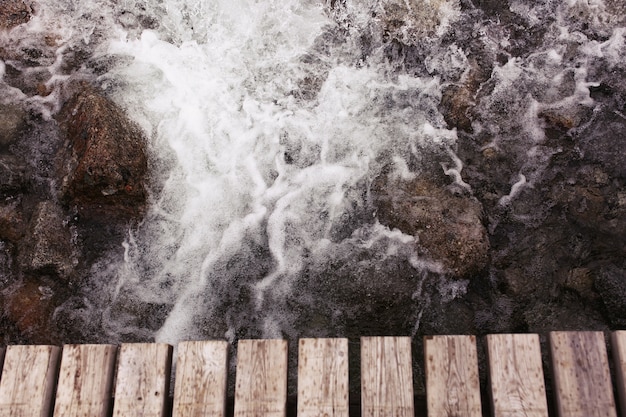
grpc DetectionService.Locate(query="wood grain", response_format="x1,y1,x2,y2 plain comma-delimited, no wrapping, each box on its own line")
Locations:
610,331,626,417
234,339,288,417
112,343,172,417
0,345,60,417
172,340,229,417
297,338,349,417
486,334,548,417
424,335,482,417
361,336,414,417
53,344,117,417
549,331,617,417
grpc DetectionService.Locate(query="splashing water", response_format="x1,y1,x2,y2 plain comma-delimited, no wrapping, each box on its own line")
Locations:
94,0,465,343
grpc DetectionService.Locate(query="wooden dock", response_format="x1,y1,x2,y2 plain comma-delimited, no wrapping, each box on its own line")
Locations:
0,332,625,417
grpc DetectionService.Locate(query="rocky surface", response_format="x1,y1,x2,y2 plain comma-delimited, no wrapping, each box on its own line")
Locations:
57,84,148,217
0,80,148,343
372,171,489,278
0,0,31,30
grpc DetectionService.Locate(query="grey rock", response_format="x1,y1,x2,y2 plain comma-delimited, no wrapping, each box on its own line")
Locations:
0,104,26,148
595,263,626,327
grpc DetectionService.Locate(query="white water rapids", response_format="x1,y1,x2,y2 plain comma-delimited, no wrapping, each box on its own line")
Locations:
67,0,466,344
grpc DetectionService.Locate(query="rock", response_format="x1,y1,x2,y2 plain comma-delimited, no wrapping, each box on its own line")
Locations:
4,280,57,344
563,267,596,300
0,0,32,30
372,171,489,278
378,0,460,43
57,84,148,217
0,199,26,242
19,201,77,281
0,153,29,195
0,104,26,148
595,263,626,327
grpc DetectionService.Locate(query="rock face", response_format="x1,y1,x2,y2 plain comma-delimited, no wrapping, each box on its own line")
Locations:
595,264,626,327
19,201,77,281
0,104,26,148
57,84,148,217
0,0,31,30
372,171,489,278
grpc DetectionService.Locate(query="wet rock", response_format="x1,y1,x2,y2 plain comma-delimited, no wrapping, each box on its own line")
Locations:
0,104,26,148
0,154,29,195
577,110,626,178
378,0,460,43
0,241,14,286
4,280,57,344
0,0,32,30
373,171,489,278
563,267,596,300
57,84,148,218
19,201,77,281
0,199,26,242
595,263,626,327
523,297,609,333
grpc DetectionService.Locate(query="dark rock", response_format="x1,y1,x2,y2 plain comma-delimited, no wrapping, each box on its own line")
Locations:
57,84,148,218
577,110,626,178
0,0,32,30
4,280,57,344
19,201,77,281
0,199,26,242
0,104,26,148
0,241,15,286
595,263,626,327
373,172,489,278
0,154,29,195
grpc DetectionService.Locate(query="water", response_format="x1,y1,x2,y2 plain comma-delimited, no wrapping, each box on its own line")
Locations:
2,0,625,346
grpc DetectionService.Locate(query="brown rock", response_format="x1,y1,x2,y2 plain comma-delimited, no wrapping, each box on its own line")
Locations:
372,171,489,278
0,104,26,148
0,0,32,30
0,153,29,195
19,201,77,281
57,83,148,217
0,199,26,242
4,280,56,343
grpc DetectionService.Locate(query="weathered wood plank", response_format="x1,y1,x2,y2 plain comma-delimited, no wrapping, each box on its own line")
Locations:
361,336,414,417
172,340,229,417
0,345,60,417
486,334,548,417
53,344,117,417
112,343,172,417
424,335,481,417
234,339,288,417
549,331,617,417
610,331,626,417
297,338,349,417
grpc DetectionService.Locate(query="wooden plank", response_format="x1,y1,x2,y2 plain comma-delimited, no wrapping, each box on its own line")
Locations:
297,338,349,417
549,331,617,417
234,339,288,417
424,335,481,417
172,340,229,417
53,344,117,417
486,334,548,417
611,331,626,417
112,343,173,417
0,345,60,417
361,336,414,417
